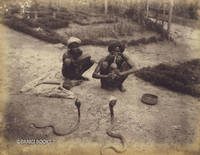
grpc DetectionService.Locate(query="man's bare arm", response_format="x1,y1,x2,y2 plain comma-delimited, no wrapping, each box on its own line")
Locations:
119,54,136,76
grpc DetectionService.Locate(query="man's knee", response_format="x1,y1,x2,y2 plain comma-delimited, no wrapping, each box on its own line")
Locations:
118,75,128,84
63,59,71,66
90,59,95,64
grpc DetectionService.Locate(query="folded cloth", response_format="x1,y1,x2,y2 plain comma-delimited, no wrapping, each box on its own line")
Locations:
20,70,78,99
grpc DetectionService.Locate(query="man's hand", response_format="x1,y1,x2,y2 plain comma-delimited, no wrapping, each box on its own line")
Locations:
107,72,120,80
115,70,123,77
107,73,115,79
64,58,72,66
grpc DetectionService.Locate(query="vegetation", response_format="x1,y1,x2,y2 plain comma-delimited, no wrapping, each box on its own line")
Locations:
135,59,200,97
64,18,141,40
4,16,63,44
174,1,199,20
2,0,198,45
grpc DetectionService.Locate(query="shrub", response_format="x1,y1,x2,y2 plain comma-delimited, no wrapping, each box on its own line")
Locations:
56,12,72,20
4,16,62,44
22,18,41,28
37,16,69,29
135,59,200,97
174,1,199,20
188,3,199,19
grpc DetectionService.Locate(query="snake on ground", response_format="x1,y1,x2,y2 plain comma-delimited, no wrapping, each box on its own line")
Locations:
31,98,81,136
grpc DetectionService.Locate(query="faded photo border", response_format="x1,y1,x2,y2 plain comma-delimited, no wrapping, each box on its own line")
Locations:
0,0,200,154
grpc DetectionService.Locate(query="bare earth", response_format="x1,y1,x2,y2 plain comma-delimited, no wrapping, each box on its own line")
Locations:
1,22,200,154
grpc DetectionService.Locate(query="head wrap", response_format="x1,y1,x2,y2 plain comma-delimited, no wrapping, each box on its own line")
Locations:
67,37,81,48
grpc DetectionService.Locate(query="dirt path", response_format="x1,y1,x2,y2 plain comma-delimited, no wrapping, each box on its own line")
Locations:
2,23,200,153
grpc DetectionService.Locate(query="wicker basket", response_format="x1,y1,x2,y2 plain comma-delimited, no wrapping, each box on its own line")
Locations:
141,93,158,105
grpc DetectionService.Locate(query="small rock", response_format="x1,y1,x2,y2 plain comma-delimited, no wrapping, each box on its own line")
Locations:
29,124,34,128
172,125,181,130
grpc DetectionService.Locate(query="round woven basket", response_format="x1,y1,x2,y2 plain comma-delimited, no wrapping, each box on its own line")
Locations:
141,94,158,105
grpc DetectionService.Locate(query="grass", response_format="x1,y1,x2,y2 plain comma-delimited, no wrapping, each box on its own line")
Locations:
135,59,200,97
65,18,142,41
4,13,161,46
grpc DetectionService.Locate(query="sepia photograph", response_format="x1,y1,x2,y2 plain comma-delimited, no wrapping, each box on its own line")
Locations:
0,0,200,154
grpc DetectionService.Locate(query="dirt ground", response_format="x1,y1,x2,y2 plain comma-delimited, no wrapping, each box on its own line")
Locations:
1,21,200,154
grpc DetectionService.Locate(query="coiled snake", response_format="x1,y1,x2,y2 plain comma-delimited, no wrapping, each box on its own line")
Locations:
31,98,81,136
100,97,127,155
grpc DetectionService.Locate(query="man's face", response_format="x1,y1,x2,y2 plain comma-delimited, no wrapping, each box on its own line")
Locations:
70,48,82,59
69,42,80,49
110,46,121,55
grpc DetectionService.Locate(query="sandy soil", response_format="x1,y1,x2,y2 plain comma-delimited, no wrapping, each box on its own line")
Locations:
1,22,200,154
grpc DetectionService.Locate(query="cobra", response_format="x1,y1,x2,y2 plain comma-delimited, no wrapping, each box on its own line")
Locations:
100,97,127,155
31,98,81,136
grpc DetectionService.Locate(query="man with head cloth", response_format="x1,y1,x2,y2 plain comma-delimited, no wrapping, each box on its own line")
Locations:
62,37,94,80
92,40,136,92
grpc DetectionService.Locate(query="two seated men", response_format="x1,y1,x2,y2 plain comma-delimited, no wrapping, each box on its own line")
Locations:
62,37,135,92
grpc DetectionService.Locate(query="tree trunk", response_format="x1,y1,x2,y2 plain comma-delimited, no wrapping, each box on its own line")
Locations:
104,0,108,15
146,0,149,17
162,2,166,27
167,0,174,39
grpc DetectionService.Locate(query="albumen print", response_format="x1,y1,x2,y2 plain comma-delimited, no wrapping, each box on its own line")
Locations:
0,0,200,154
